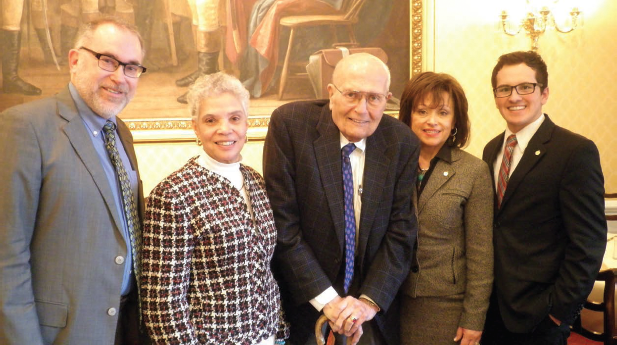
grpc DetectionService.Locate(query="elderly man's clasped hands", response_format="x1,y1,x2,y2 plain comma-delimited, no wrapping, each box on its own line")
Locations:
323,296,379,345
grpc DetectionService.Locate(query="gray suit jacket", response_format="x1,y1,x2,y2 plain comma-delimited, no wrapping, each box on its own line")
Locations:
264,100,419,344
0,87,144,344
402,147,494,331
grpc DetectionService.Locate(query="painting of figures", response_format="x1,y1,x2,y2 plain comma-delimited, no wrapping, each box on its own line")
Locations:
0,0,409,123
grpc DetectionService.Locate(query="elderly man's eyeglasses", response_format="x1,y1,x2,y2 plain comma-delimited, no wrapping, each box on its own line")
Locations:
79,47,146,78
493,82,542,98
332,84,388,107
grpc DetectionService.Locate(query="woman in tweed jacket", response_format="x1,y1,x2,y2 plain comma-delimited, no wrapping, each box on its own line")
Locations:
141,73,288,345
398,72,494,345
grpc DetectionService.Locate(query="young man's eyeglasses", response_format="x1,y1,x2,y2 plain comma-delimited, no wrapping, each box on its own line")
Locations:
332,84,388,107
493,82,542,98
79,47,146,78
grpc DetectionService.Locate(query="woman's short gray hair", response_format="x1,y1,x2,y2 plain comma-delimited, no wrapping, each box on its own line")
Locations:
188,72,250,121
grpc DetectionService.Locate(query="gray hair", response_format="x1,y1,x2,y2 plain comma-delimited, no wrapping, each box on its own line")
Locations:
188,72,250,121
74,16,145,57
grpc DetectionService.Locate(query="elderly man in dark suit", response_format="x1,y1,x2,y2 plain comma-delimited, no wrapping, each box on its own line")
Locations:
481,51,607,345
264,53,419,344
0,17,148,344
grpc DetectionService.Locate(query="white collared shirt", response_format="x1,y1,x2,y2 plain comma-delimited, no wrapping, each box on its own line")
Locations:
493,114,545,190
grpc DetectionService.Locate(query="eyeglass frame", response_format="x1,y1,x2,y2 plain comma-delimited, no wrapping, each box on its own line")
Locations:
493,82,543,98
78,46,147,78
331,84,389,107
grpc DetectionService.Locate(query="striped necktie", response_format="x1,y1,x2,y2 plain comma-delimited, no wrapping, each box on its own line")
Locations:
497,134,517,208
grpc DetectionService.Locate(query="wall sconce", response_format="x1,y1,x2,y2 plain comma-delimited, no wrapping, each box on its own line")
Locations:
500,0,582,51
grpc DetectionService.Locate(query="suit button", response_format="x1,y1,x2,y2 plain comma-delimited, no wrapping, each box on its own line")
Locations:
107,308,117,316
411,266,419,273
494,222,500,229
115,256,125,265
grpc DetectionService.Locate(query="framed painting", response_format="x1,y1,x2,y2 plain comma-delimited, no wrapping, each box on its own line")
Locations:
0,0,421,142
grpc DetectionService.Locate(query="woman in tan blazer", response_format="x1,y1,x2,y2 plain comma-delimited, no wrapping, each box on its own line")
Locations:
398,72,494,345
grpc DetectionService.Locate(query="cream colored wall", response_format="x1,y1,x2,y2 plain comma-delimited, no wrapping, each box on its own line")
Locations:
426,0,617,192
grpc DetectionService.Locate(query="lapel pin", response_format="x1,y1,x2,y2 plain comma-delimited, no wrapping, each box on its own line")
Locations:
535,150,541,156
443,171,449,176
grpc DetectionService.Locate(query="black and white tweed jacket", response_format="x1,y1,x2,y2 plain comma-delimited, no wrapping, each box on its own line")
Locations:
141,157,289,344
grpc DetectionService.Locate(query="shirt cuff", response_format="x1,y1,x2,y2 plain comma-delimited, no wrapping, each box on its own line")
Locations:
359,294,380,312
359,294,375,304
309,287,339,311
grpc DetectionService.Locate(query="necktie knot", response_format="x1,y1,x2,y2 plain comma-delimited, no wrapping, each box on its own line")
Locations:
103,120,117,135
506,134,517,148
342,143,356,158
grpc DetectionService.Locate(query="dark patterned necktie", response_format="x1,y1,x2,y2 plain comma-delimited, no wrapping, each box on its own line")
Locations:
497,134,517,208
103,121,141,294
342,143,356,293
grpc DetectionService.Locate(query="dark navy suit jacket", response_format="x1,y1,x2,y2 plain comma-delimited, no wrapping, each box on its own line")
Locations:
264,100,419,344
483,115,606,332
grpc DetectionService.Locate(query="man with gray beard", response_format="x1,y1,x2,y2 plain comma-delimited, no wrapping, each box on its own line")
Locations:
0,16,149,345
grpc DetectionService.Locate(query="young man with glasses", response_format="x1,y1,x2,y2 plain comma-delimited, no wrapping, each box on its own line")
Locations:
264,53,420,344
0,17,148,344
481,51,607,345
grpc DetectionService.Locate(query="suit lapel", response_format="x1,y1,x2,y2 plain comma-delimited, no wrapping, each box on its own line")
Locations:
57,88,125,235
485,133,504,215
356,127,390,262
314,106,346,251
499,116,554,211
486,135,504,180
117,119,137,171
417,153,457,214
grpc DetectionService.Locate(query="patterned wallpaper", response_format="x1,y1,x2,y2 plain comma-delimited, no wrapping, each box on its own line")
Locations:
135,0,617,195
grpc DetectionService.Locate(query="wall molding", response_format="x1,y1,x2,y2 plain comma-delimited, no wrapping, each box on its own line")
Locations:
607,199,617,218
127,116,271,143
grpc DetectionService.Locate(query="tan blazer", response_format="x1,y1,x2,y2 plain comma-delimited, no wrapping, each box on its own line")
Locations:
402,147,493,330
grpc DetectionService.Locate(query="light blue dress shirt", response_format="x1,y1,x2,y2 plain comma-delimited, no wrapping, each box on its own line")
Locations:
69,83,138,295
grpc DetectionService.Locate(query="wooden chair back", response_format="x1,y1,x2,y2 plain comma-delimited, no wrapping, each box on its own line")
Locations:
574,268,617,344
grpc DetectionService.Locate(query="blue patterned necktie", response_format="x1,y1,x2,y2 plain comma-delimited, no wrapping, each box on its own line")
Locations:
342,143,357,293
103,121,141,296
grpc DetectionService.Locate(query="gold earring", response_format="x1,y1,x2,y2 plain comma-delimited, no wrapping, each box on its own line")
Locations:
196,137,202,146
